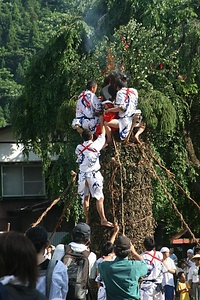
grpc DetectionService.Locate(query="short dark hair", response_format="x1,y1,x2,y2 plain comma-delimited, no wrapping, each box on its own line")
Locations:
72,234,89,244
103,73,117,87
109,73,118,86
144,236,155,251
114,247,130,258
82,129,93,141
194,247,200,255
102,241,114,256
115,75,128,89
177,271,184,279
0,231,38,288
86,80,97,90
25,226,48,253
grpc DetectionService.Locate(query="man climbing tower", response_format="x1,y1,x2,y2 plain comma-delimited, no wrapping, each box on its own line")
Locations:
104,74,145,143
75,114,113,228
72,80,103,134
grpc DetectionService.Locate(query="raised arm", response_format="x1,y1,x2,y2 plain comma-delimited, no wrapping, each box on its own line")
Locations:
130,243,143,261
98,114,106,136
110,222,120,244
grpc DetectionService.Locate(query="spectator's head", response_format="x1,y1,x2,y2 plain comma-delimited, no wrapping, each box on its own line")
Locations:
114,235,131,258
47,245,53,254
102,241,114,256
86,80,97,93
187,249,194,259
143,236,155,251
0,231,38,288
160,247,170,258
25,226,49,254
191,254,200,266
169,247,174,254
72,222,91,245
194,247,200,255
82,129,93,141
180,259,186,269
177,271,185,282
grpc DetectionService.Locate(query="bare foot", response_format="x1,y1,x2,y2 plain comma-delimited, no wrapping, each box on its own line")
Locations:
101,219,114,227
134,135,141,144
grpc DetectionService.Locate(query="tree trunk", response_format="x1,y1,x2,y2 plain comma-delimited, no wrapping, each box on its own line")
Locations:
89,140,155,256
183,129,200,169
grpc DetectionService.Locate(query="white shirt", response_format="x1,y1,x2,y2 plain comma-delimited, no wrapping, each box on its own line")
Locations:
76,90,102,119
188,264,199,283
162,257,176,287
52,242,97,279
75,134,105,173
36,260,68,300
141,250,164,283
115,87,138,118
185,258,195,274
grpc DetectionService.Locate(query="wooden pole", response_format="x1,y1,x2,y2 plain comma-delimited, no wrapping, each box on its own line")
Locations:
7,223,10,232
32,171,77,227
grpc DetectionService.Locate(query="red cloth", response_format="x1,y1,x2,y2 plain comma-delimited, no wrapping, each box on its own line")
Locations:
95,109,118,137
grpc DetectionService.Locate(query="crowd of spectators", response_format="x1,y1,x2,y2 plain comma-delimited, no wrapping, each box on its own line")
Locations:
0,223,199,300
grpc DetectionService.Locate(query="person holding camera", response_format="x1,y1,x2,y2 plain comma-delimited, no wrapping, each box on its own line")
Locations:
98,235,147,300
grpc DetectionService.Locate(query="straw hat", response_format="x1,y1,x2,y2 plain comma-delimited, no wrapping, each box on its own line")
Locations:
191,254,200,260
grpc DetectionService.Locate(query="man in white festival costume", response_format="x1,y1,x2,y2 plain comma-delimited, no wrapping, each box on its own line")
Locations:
104,74,145,143
72,80,102,134
75,114,113,227
140,236,165,300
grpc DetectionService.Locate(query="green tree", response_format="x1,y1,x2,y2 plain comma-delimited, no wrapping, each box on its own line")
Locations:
12,17,100,216
8,0,200,244
0,68,22,124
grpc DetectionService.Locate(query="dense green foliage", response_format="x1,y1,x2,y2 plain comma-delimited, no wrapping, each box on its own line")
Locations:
1,0,199,237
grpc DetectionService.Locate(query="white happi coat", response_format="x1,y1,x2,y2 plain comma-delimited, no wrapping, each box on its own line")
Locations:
75,134,105,202
115,87,141,140
72,89,102,133
140,250,165,300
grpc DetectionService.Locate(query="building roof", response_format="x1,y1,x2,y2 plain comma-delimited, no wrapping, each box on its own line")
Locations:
170,227,200,245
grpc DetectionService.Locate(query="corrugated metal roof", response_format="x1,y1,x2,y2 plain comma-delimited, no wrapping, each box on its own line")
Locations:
48,231,68,246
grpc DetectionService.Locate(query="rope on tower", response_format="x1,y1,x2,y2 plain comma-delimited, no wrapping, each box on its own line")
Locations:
107,156,119,222
32,170,77,227
133,214,153,223
48,189,77,242
140,147,200,247
113,139,125,235
150,165,200,246
149,151,200,211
